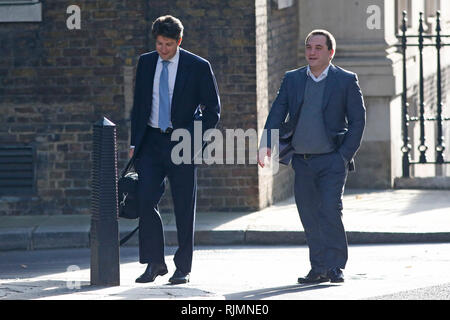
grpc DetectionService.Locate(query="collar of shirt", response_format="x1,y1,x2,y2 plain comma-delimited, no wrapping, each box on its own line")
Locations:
307,63,331,82
157,46,180,66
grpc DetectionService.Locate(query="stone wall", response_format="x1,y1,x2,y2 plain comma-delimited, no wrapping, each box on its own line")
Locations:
408,65,450,177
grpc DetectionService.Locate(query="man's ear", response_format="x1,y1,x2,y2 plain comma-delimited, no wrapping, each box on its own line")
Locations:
177,37,183,46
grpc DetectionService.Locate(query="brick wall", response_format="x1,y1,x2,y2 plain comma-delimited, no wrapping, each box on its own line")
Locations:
147,0,261,212
266,0,298,203
0,0,148,215
256,0,298,208
0,0,299,216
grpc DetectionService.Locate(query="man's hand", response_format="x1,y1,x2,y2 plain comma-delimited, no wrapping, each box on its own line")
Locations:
257,147,271,168
129,148,134,159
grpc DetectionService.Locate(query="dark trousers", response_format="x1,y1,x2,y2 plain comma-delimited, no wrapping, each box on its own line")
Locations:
135,126,197,273
292,151,349,273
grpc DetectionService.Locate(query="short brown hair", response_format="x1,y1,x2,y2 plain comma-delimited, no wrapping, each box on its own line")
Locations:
305,29,336,56
151,15,184,41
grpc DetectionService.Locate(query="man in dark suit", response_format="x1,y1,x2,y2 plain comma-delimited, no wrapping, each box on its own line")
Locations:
258,30,365,283
129,15,220,284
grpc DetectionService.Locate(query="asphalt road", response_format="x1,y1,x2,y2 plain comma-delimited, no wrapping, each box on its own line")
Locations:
1,243,450,300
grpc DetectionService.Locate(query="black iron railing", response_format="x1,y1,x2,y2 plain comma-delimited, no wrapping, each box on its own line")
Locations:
397,11,450,178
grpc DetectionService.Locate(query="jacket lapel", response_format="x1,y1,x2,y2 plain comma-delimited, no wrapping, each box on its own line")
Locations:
148,52,158,84
321,64,337,111
145,52,158,117
171,48,191,117
294,67,307,117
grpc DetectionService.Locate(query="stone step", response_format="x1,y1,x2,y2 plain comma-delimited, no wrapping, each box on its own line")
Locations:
394,177,450,190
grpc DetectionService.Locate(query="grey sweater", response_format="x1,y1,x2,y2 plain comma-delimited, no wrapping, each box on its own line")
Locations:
292,76,335,154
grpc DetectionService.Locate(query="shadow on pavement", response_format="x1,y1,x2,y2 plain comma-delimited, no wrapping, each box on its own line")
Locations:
0,280,94,300
225,283,336,300
0,279,218,300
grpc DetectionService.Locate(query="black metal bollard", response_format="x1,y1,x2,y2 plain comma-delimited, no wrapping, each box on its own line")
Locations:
90,117,120,286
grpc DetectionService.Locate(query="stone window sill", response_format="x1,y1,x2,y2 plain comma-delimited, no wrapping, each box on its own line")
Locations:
0,0,42,23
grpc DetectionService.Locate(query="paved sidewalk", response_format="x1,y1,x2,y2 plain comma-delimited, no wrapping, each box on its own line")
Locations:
1,189,450,251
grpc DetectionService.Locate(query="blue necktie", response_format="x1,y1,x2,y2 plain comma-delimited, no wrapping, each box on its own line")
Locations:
159,60,170,131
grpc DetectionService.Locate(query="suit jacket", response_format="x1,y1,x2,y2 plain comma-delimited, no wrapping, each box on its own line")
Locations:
130,48,221,154
262,64,366,171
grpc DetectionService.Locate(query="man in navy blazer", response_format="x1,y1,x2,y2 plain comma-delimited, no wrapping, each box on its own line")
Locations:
130,15,220,284
258,30,365,283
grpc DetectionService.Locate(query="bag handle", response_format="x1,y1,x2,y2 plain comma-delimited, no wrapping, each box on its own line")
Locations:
118,149,140,247
120,156,134,178
120,225,139,246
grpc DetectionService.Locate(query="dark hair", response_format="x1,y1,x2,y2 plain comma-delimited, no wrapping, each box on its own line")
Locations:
305,29,336,53
151,15,184,41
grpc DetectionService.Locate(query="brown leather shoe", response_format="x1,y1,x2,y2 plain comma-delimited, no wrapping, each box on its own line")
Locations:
135,263,168,283
298,269,330,284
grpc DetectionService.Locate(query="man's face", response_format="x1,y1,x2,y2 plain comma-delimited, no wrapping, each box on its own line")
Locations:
305,35,334,70
155,35,181,60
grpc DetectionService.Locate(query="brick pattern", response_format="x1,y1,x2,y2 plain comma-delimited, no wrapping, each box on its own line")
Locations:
0,0,148,215
0,0,299,216
266,1,298,203
255,0,298,207
148,0,261,212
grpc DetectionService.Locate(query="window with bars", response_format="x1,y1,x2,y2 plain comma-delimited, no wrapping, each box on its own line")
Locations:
425,0,441,18
396,0,442,33
0,145,36,195
396,0,412,31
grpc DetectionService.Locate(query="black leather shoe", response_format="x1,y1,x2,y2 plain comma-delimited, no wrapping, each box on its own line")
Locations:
135,263,168,283
298,269,329,284
327,267,344,283
169,269,190,284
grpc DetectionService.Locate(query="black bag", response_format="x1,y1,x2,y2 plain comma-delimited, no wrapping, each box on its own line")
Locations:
118,157,139,219
118,156,139,246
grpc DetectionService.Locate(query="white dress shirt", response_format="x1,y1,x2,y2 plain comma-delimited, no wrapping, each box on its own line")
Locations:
148,47,180,128
307,63,331,82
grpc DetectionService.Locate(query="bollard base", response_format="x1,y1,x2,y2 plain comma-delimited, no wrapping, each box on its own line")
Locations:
90,219,120,286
